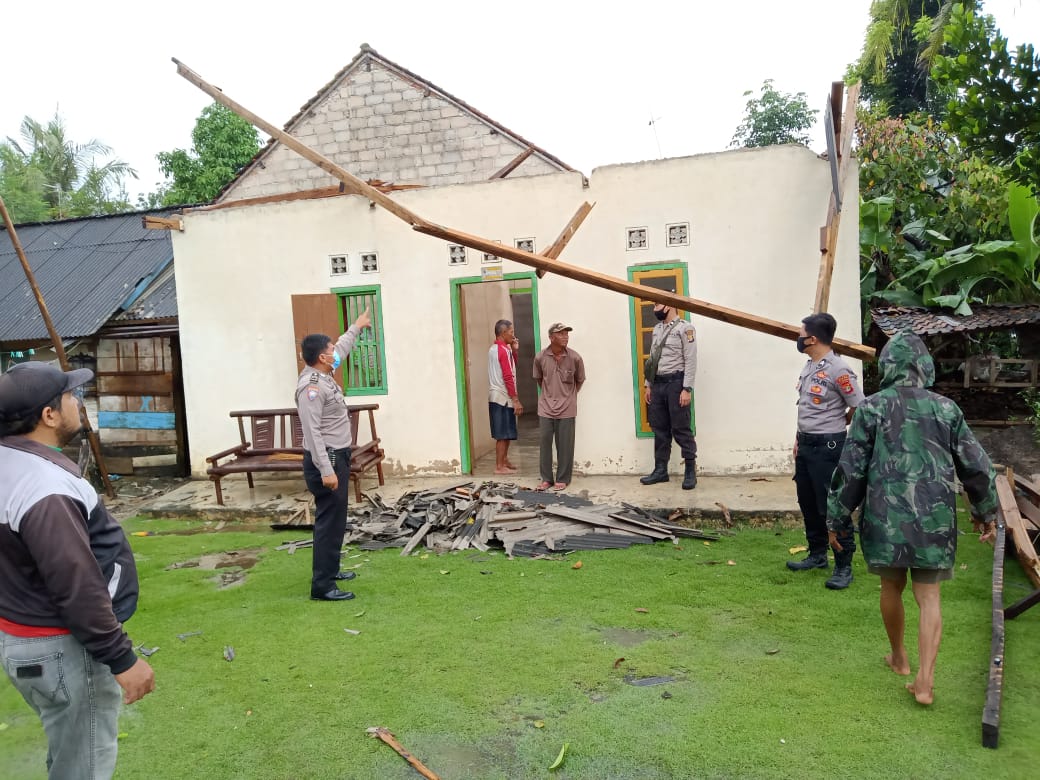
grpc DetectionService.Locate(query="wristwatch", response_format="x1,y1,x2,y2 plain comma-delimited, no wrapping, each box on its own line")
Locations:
682,386,693,393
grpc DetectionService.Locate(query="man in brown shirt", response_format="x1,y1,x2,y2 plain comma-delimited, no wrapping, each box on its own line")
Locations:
533,323,586,490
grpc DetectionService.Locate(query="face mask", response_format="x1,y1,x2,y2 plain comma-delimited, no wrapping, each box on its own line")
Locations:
796,336,810,353
328,350,341,371
653,309,668,321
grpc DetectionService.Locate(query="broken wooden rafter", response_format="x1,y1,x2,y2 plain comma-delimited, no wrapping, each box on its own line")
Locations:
984,473,1015,749
537,201,595,279
172,58,427,228
489,147,533,179
142,215,184,231
173,60,876,362
415,220,875,360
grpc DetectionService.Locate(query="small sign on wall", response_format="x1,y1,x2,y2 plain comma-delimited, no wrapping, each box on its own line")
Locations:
481,265,504,282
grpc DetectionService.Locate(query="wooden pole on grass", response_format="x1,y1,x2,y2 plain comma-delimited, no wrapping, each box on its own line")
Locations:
0,196,116,498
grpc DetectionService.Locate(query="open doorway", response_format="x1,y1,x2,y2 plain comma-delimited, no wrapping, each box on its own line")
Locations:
450,273,539,474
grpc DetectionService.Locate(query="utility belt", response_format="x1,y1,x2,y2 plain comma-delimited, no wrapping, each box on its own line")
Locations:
653,372,684,383
796,431,846,449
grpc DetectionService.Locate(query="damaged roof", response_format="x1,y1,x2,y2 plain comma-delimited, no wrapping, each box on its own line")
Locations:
0,209,176,343
217,43,573,201
871,304,1040,336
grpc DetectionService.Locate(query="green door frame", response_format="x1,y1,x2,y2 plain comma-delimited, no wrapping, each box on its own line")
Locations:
450,272,541,473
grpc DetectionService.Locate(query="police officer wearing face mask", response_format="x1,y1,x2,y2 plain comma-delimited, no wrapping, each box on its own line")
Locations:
641,298,698,490
787,312,865,590
296,307,371,601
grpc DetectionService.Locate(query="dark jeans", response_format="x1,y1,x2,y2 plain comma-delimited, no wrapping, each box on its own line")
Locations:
303,448,351,594
794,432,856,561
648,376,697,462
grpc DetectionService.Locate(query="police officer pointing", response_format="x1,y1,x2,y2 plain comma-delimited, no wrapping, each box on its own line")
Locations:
641,299,698,490
296,307,371,601
787,312,864,589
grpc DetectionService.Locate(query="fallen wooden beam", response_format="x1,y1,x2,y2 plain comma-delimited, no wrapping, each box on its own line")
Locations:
537,201,595,278
998,476,1040,590
173,58,427,228
1005,587,1040,620
172,60,876,362
415,220,875,361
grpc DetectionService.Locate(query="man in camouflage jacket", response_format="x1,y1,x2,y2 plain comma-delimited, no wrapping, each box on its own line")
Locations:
826,331,997,705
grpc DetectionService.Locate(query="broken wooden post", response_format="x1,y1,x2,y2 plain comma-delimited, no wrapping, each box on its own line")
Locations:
0,196,116,498
172,60,876,362
489,147,533,179
985,472,1016,748
537,201,595,278
813,81,860,314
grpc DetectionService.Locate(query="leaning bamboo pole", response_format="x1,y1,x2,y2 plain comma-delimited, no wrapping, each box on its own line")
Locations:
0,196,116,498
172,59,875,362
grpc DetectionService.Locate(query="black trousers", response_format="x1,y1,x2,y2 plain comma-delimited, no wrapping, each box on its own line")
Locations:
648,376,697,462
793,433,855,561
303,448,351,594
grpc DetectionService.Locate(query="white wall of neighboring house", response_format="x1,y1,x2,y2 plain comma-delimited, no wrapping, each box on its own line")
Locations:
173,144,861,477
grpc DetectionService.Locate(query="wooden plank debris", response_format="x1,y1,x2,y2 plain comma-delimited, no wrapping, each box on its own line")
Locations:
537,201,595,278
984,475,1012,748
327,480,719,556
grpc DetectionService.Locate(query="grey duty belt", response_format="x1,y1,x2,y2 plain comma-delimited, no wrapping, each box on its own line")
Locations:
797,431,846,448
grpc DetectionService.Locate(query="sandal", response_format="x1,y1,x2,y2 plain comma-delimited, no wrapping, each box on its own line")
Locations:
536,481,553,490
552,482,567,491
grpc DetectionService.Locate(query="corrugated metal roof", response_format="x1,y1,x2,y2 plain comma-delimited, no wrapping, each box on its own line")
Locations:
114,265,177,321
871,304,1040,336
0,210,175,341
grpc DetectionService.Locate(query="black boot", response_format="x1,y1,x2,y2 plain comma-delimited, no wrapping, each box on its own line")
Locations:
682,460,697,490
786,551,828,571
640,462,669,485
825,554,854,589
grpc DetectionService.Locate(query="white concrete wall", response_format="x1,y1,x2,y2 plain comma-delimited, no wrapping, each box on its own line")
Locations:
173,144,861,476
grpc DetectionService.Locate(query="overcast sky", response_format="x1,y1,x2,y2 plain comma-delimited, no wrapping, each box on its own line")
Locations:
2,0,1036,202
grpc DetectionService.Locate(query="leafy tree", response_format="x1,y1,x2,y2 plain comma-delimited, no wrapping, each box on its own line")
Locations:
932,2,1040,192
0,145,49,222
851,0,974,116
156,103,260,205
0,112,135,219
730,80,818,148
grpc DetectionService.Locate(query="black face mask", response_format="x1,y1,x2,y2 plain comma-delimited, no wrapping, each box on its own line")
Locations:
796,336,810,353
653,309,668,322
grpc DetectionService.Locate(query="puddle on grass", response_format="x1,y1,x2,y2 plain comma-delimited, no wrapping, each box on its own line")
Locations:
166,548,262,589
596,627,654,647
390,735,519,779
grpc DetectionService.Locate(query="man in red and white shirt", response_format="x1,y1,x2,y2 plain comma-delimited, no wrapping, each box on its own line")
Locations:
487,319,524,474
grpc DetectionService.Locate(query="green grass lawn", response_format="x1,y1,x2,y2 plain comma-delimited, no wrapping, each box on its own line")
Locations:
3,514,1039,780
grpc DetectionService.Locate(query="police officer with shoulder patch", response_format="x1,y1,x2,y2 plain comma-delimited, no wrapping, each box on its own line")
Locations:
641,297,698,490
296,307,371,601
787,312,864,589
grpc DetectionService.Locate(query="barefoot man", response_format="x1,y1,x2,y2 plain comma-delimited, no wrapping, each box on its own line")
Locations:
488,319,523,475
825,331,997,705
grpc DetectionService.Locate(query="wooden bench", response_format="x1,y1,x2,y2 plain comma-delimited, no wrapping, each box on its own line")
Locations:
205,405,385,504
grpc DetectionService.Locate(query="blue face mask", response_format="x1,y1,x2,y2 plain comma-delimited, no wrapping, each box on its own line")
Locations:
328,350,341,371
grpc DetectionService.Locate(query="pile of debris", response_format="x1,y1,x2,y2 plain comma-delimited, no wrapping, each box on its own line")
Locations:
308,482,718,557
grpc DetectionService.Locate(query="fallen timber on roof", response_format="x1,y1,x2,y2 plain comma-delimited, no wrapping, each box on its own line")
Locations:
336,481,718,557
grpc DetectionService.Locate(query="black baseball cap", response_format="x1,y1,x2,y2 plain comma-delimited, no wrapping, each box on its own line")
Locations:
0,362,93,423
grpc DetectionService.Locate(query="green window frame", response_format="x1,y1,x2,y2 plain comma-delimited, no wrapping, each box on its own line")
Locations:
332,284,388,396
627,262,695,437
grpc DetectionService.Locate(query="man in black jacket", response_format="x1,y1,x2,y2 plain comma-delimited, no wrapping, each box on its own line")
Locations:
0,362,155,779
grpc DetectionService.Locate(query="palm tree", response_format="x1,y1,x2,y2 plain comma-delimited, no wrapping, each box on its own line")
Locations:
2,112,135,218
855,0,976,116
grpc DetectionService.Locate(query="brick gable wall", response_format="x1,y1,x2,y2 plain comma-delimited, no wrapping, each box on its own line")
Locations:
222,61,562,200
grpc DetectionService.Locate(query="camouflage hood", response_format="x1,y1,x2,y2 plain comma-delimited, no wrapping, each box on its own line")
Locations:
878,330,935,390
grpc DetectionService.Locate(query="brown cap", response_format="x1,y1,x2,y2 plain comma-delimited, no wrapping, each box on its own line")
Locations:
548,323,573,336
